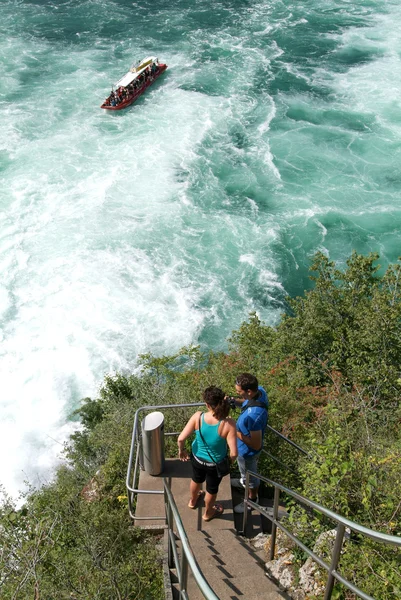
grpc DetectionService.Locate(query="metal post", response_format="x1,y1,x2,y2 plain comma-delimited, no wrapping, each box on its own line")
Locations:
128,439,140,518
180,551,189,597
323,523,345,600
166,490,174,569
242,471,250,534
141,411,165,475
269,485,280,561
128,490,133,519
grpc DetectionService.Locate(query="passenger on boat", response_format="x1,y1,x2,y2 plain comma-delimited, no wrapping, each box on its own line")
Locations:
104,91,115,106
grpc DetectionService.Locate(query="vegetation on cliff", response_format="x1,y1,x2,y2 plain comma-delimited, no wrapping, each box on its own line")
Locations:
0,251,400,599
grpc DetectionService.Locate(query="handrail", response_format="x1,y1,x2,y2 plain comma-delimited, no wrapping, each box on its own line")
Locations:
125,402,308,520
163,479,219,600
241,471,401,600
265,424,309,455
125,402,219,597
126,402,203,519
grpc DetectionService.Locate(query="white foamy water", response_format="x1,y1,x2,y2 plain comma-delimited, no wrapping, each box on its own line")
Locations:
1,0,401,496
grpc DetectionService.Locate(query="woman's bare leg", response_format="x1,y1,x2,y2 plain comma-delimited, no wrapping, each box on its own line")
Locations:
189,480,202,507
203,492,217,519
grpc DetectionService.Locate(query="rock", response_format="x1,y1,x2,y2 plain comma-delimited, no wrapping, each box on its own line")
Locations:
81,470,102,503
251,532,270,550
262,525,348,599
265,551,296,590
312,528,337,558
298,557,325,596
263,526,296,556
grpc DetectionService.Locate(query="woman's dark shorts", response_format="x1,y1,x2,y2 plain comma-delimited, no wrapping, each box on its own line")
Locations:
190,453,222,495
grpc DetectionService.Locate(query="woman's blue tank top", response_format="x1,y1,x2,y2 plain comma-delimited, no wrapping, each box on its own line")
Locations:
192,413,227,462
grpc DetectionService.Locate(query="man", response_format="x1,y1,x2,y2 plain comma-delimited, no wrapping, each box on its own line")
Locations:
231,373,268,513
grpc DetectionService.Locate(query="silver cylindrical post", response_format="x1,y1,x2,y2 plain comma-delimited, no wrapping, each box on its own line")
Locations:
140,411,165,475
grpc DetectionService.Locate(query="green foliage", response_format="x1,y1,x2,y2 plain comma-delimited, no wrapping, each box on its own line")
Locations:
339,537,401,600
2,251,401,599
228,312,274,373
0,468,164,599
73,396,105,430
271,252,401,401
228,252,401,599
0,369,166,599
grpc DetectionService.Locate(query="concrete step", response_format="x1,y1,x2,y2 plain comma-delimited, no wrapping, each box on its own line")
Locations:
184,528,286,599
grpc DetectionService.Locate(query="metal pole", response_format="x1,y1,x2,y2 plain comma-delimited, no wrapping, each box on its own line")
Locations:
323,523,345,600
242,471,250,533
269,485,280,561
166,488,174,569
180,551,189,597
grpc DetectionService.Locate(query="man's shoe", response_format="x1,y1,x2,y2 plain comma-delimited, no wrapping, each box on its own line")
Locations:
230,478,245,489
233,496,259,514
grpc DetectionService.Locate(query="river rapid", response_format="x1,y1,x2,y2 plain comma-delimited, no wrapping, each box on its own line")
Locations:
1,0,401,495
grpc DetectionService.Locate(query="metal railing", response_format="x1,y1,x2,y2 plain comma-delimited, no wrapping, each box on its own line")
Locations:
261,423,309,477
241,471,401,600
124,401,220,598
126,402,401,599
164,480,219,600
126,402,308,519
265,424,308,455
126,402,203,520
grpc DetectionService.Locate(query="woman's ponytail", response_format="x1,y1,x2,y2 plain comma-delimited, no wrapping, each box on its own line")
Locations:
203,386,230,420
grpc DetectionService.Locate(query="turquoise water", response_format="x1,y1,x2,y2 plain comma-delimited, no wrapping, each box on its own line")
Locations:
1,0,401,494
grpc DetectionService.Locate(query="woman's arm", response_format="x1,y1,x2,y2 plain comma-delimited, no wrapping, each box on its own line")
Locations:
177,412,199,461
225,419,238,461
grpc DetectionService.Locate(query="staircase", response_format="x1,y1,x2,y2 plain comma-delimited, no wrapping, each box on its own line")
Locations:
128,404,401,600
135,459,287,599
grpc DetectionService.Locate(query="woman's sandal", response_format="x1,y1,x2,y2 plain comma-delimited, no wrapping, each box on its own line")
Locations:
188,490,205,509
202,503,224,522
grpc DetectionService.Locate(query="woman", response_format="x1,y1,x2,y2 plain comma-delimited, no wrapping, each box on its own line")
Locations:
178,386,238,521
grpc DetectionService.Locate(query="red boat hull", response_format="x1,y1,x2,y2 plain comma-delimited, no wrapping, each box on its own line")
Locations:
100,64,167,110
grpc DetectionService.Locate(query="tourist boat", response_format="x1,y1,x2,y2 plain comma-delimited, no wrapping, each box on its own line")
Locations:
100,56,167,111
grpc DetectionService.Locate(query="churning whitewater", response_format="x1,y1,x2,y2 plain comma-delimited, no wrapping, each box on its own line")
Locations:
1,0,401,496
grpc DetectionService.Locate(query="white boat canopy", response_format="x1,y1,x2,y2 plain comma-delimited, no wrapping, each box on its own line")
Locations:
114,56,158,88
115,72,137,88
